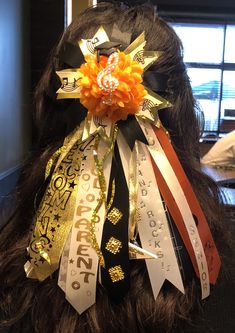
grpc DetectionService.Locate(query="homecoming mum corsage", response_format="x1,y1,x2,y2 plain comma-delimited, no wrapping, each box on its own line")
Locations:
25,26,221,314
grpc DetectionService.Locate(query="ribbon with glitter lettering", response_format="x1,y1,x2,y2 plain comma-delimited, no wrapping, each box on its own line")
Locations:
139,119,210,298
136,141,184,297
24,137,84,281
65,140,98,313
64,136,107,313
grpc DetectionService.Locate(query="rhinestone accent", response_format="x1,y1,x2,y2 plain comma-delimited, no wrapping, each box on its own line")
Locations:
109,265,125,283
105,237,122,254
97,52,119,105
107,207,123,225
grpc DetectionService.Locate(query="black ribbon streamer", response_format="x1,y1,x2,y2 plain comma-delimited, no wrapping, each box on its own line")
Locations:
101,143,130,301
163,201,194,284
118,115,148,150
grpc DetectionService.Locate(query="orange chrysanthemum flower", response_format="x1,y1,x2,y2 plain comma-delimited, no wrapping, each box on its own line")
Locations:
78,51,147,122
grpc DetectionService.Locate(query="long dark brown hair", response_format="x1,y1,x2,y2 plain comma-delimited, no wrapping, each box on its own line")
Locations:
0,2,227,333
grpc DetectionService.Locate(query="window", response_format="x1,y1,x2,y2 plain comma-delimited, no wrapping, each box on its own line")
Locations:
172,23,235,138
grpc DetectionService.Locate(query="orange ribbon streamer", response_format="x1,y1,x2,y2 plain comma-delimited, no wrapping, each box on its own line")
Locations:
152,125,221,284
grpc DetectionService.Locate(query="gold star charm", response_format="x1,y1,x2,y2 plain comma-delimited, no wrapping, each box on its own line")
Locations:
108,265,125,283
107,207,123,225
105,237,122,254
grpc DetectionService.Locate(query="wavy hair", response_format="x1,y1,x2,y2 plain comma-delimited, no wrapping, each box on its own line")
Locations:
0,2,227,333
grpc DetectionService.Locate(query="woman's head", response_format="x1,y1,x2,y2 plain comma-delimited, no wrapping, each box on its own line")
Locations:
1,4,226,333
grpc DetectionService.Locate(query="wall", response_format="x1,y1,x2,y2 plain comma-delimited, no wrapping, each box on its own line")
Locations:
30,0,65,90
0,0,30,180
0,0,65,184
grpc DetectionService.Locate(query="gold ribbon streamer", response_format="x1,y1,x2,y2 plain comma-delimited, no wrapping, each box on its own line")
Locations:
25,137,85,281
45,146,66,179
25,123,89,281
128,143,139,241
90,126,118,266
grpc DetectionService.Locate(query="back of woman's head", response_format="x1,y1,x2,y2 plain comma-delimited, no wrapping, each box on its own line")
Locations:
0,3,226,333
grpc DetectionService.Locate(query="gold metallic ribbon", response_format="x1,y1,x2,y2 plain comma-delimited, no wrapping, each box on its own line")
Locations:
25,132,85,281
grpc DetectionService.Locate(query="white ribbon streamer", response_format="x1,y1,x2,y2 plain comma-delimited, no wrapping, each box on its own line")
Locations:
139,119,210,299
63,138,106,314
137,142,184,298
